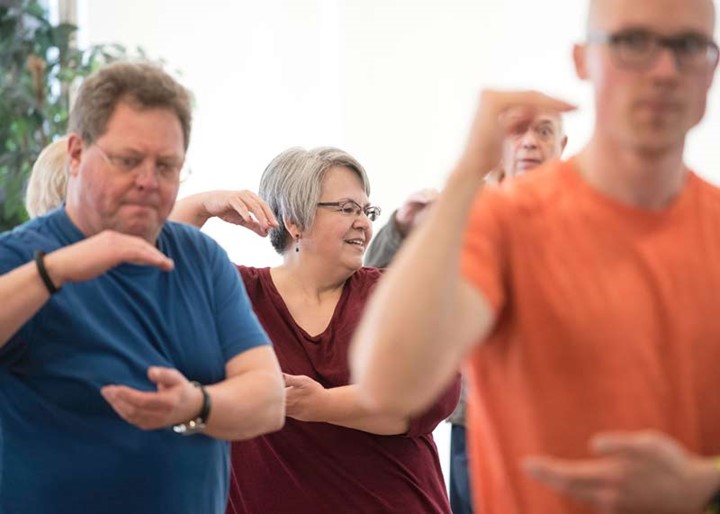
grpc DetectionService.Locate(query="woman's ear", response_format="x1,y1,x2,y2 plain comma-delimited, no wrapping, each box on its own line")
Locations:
283,216,304,253
283,216,301,240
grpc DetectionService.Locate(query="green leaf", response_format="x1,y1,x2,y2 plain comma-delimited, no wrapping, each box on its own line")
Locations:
0,0,159,232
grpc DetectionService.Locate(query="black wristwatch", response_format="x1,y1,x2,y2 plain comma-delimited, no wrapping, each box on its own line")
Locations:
172,381,211,436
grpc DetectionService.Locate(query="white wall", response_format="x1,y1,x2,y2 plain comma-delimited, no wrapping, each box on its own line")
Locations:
78,0,720,488
79,0,720,264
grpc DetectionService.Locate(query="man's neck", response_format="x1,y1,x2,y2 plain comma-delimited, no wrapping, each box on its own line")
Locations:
577,133,688,210
65,201,161,245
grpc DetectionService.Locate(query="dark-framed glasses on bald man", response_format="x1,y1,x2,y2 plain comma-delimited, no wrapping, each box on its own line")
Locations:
589,29,719,72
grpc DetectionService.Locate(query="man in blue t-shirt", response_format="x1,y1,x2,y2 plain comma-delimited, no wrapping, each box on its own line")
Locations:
0,61,285,514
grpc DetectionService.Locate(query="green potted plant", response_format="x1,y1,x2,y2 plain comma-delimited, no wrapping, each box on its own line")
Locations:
0,0,132,231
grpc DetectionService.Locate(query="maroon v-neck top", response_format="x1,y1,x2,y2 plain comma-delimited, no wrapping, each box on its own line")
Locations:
227,266,459,514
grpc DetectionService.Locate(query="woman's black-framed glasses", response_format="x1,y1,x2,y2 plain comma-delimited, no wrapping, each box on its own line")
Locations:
317,199,382,222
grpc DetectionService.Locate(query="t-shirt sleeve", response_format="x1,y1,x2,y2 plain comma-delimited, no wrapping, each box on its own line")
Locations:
209,243,270,362
0,232,44,360
404,372,462,437
460,189,507,314
0,233,34,274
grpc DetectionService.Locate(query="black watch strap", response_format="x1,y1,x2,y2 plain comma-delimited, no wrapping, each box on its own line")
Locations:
172,381,211,436
195,381,211,424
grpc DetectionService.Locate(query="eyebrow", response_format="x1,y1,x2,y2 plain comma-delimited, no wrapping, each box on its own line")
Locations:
338,197,371,207
611,25,713,39
535,120,556,128
113,146,184,160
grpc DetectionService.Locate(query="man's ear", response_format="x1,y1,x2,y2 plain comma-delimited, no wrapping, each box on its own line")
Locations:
704,52,718,90
560,135,569,153
67,133,84,177
573,43,589,80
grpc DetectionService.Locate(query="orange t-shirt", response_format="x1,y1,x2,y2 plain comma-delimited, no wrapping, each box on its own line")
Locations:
461,158,720,514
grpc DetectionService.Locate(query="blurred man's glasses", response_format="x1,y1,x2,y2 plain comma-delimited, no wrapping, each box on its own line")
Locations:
93,144,191,182
317,199,382,222
588,29,719,72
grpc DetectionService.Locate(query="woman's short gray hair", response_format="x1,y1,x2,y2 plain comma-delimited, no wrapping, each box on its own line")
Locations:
25,137,69,218
259,147,371,254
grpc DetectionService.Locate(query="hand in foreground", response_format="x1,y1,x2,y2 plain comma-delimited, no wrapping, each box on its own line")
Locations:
395,188,439,237
460,90,575,179
200,190,278,236
101,367,204,430
524,430,720,514
283,373,328,422
46,230,174,288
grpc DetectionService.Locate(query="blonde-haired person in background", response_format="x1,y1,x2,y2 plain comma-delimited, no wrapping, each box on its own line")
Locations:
24,137,69,218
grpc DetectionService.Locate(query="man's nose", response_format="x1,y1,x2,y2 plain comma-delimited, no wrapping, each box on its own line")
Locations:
520,130,539,148
648,47,682,80
134,160,160,189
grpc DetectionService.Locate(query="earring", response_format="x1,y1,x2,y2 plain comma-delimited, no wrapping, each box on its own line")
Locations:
295,235,300,253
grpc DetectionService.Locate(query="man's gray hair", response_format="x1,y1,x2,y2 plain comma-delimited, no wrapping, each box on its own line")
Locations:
259,147,371,254
68,61,193,151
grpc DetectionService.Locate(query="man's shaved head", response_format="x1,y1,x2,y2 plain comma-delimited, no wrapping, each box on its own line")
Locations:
586,0,716,34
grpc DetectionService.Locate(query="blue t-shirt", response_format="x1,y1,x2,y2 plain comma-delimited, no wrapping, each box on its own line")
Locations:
0,207,269,514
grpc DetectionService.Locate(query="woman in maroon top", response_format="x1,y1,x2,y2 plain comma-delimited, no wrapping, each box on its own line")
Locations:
172,147,460,513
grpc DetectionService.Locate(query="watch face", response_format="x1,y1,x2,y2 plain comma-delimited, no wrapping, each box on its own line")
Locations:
172,418,206,436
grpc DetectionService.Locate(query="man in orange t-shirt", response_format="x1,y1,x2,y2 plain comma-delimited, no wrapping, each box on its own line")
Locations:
351,0,720,513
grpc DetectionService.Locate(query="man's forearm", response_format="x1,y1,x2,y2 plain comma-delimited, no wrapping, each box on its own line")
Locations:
205,345,285,441
0,260,53,347
204,368,285,441
351,162,491,416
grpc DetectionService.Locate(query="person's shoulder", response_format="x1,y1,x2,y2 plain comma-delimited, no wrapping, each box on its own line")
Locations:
351,267,384,289
163,219,208,242
161,220,225,257
235,265,267,281
0,210,63,254
501,159,571,205
690,171,720,200
685,172,720,221
472,159,572,221
356,266,383,278
340,267,383,301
